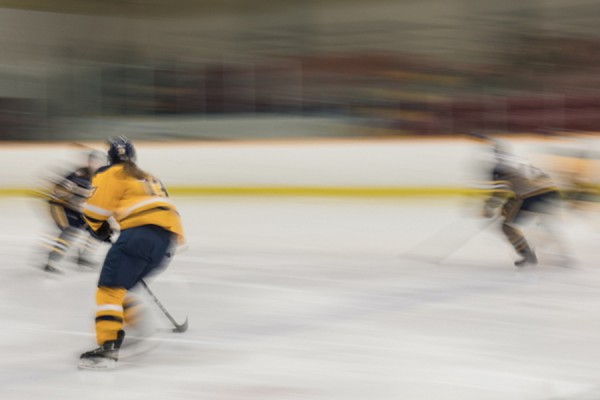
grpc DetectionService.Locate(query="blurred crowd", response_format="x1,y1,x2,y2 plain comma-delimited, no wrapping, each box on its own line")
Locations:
2,1,600,140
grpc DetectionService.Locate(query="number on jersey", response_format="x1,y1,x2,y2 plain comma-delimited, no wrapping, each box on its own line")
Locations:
141,177,168,197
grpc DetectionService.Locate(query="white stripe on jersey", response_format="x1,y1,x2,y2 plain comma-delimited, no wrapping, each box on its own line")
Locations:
83,203,113,217
118,197,173,219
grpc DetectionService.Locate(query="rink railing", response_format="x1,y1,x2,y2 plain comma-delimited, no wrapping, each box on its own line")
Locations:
1,136,598,197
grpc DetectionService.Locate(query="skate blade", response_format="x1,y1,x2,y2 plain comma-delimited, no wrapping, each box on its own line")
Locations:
78,357,116,370
43,265,64,274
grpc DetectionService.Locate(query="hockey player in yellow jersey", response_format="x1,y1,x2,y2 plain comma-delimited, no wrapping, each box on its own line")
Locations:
78,136,184,370
478,135,566,267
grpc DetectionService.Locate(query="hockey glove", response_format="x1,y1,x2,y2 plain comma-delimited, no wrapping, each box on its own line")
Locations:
88,220,113,243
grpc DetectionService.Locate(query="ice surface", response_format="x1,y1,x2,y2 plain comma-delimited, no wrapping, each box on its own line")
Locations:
2,196,600,400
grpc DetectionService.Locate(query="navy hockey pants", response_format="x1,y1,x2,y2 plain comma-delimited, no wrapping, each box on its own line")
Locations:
98,225,174,290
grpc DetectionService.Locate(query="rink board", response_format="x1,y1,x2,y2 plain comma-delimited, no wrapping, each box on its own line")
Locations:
0,136,599,197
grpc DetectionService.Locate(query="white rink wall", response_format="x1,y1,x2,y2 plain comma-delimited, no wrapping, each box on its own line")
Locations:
0,136,597,193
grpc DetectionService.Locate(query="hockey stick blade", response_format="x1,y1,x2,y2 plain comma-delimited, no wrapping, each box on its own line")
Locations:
173,316,189,333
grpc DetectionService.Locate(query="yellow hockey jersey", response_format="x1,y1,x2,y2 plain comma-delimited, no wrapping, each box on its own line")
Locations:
83,164,184,242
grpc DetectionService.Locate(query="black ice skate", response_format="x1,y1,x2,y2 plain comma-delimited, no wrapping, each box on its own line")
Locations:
78,330,125,370
77,256,98,269
43,264,63,274
515,248,538,267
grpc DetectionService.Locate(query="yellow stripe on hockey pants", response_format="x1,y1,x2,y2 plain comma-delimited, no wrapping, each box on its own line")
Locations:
95,287,126,345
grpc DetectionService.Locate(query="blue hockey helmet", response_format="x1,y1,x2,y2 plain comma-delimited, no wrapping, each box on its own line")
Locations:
107,136,136,165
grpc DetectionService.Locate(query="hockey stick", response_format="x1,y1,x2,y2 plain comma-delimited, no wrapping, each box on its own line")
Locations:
140,280,188,333
401,216,499,264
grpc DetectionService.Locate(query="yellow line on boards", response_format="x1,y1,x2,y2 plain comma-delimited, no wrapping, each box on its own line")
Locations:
0,186,489,198
164,186,487,197
2,186,593,198
0,189,38,197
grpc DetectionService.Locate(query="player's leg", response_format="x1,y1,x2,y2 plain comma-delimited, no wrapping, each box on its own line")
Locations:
502,198,537,266
79,234,134,369
79,226,169,369
78,286,127,369
119,292,160,357
136,225,175,282
43,204,78,272
76,230,101,269
124,226,174,335
122,226,175,354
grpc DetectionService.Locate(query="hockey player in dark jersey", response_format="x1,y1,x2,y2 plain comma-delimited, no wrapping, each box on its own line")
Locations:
477,136,566,267
42,150,106,272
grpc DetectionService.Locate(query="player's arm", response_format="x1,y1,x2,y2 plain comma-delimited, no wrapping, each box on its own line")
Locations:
483,166,513,217
48,172,76,202
83,169,121,241
48,181,70,203
60,179,91,198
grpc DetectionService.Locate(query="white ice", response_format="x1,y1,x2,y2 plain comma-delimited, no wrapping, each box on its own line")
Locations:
2,196,600,400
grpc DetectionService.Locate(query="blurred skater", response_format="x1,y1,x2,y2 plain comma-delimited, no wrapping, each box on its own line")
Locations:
78,136,184,370
41,149,106,273
476,135,570,267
